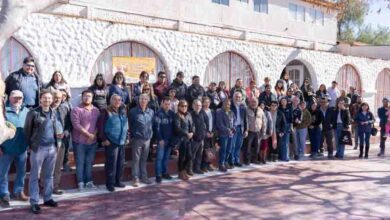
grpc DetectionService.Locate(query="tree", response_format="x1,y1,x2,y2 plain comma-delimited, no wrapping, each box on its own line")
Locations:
337,0,369,42
356,25,390,45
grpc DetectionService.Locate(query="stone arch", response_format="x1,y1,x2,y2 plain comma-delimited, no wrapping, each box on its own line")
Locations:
280,58,318,89
335,64,362,95
375,68,390,112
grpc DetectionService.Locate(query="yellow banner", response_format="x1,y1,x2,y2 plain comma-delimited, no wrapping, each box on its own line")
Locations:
112,57,156,83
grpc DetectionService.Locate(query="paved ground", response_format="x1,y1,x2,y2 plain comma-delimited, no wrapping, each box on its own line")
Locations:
1,145,390,220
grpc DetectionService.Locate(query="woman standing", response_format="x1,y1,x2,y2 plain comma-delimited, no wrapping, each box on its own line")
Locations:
89,73,108,110
217,81,230,105
174,100,194,180
274,80,286,100
46,71,72,98
216,99,235,172
139,83,159,113
354,102,375,159
301,79,315,106
316,84,328,100
334,100,351,159
108,72,130,105
308,102,322,159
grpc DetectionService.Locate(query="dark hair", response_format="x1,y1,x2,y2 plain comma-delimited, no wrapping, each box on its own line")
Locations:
271,101,278,105
92,73,106,89
47,71,67,87
81,89,94,97
176,71,184,77
265,84,271,89
192,75,200,81
39,89,52,98
112,72,126,87
202,96,210,102
59,89,70,101
359,102,370,112
161,96,171,103
158,71,166,77
23,56,35,64
139,71,149,79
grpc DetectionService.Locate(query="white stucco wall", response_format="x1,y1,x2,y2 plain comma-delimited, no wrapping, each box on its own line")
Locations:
8,13,390,108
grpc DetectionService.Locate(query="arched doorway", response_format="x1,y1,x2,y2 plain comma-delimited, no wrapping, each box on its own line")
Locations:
0,37,34,79
91,41,166,83
281,60,314,88
375,68,390,113
204,52,254,88
335,64,362,94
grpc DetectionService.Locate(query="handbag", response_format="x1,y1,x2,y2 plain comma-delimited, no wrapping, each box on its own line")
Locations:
371,126,378,136
339,130,352,146
203,147,216,163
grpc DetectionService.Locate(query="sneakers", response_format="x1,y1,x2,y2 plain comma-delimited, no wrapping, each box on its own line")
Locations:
0,195,10,208
85,181,97,189
132,179,140,187
78,182,85,191
162,173,173,180
43,199,58,207
31,204,41,214
141,178,152,185
14,192,28,201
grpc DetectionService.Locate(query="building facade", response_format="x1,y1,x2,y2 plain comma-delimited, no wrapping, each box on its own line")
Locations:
0,0,389,111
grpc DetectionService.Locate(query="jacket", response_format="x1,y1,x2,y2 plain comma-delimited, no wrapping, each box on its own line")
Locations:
108,84,130,105
1,106,29,155
173,112,194,145
98,105,129,146
279,106,293,124
128,107,154,140
334,108,351,129
247,106,265,133
201,109,216,133
275,109,287,133
308,109,322,129
355,111,375,133
191,110,207,141
215,109,235,137
24,107,60,152
206,90,221,110
258,91,277,110
295,108,312,130
153,108,175,142
378,106,389,128
170,79,187,100
318,107,336,131
231,103,248,133
186,84,205,104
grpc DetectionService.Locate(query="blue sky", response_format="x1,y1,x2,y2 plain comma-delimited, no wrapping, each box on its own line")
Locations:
364,1,390,28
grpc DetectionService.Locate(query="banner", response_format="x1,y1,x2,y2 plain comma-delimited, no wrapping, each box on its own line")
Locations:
112,57,156,83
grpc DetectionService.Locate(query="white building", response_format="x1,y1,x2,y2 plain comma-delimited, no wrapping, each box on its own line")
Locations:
0,0,389,110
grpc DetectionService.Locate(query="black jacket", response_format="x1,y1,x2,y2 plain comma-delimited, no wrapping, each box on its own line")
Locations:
170,79,187,100
201,109,216,133
191,111,207,141
173,112,194,144
309,109,322,128
258,91,277,110
334,108,351,129
318,107,336,131
275,110,287,133
187,84,205,104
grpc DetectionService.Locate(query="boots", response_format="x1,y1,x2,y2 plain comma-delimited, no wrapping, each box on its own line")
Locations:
364,145,370,159
359,145,364,158
178,170,189,181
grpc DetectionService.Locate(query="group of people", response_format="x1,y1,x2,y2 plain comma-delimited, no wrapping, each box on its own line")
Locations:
0,57,389,214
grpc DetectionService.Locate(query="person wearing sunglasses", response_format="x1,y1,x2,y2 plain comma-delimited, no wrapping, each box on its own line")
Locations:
153,71,169,103
5,57,43,108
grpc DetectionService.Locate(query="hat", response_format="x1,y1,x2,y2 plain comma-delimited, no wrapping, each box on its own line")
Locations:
23,57,35,65
10,90,23,98
383,97,389,102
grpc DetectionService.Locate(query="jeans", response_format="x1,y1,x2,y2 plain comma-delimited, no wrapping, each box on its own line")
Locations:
0,152,27,197
308,127,321,155
352,124,359,147
155,140,172,177
359,130,371,156
280,124,291,161
231,126,243,164
335,124,346,158
73,142,97,184
295,128,308,157
131,138,151,180
105,144,125,187
218,136,233,166
29,146,57,205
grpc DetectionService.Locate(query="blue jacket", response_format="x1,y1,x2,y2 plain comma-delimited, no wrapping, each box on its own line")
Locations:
216,109,235,137
108,84,130,105
231,103,248,133
354,111,375,133
279,106,294,124
128,107,154,140
378,107,388,128
153,108,175,142
101,106,129,146
1,106,29,155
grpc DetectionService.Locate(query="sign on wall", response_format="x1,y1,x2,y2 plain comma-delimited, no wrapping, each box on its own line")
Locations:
112,56,156,83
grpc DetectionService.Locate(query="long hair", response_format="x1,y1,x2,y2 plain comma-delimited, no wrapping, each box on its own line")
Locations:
358,102,370,113
92,73,106,89
47,71,67,87
142,83,157,100
112,71,126,87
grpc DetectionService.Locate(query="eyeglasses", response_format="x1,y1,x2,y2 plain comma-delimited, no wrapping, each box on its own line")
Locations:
26,64,35,68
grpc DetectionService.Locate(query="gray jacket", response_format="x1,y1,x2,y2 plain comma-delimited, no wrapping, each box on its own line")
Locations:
24,107,60,152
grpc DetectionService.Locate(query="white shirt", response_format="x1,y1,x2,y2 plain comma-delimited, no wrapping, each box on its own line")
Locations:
204,109,213,132
234,103,241,126
327,87,340,107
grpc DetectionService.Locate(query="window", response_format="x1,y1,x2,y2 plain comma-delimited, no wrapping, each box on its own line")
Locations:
309,8,324,25
289,3,305,22
237,0,248,2
254,0,268,14
212,0,229,5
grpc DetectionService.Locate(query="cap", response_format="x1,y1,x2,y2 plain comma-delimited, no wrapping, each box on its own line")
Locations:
10,90,23,98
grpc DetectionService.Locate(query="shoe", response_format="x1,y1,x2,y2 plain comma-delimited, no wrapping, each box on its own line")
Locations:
226,163,233,169
328,155,334,160
219,165,227,172
187,170,194,176
141,178,152,185
62,164,73,172
359,154,363,159
377,152,384,157
114,182,126,188
178,171,189,181
294,155,299,160
244,161,250,166
78,182,85,191
14,192,28,201
234,162,243,167
31,204,41,214
156,176,162,183
206,166,215,172
43,199,58,207
209,164,217,170
0,196,10,208
201,167,209,173
364,155,369,159
132,179,140,187
262,160,267,164
85,181,97,189
353,146,358,150
106,185,115,192
53,189,64,195
194,169,204,174
162,173,173,180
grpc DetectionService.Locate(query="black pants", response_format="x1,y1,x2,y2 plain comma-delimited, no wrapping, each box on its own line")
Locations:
201,137,213,169
105,144,125,187
62,136,71,167
380,126,387,154
244,131,260,163
323,129,335,156
269,137,278,159
178,139,192,172
191,140,204,171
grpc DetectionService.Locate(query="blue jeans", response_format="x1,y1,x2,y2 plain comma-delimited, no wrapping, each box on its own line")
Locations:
335,124,346,158
0,152,27,197
219,136,233,166
155,140,172,177
295,128,308,157
308,127,321,155
73,142,97,183
358,130,371,154
280,124,291,161
231,126,243,164
29,146,57,205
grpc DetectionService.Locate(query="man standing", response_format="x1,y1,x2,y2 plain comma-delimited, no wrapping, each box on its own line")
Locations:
319,96,336,159
229,92,248,167
153,97,175,183
186,76,205,108
350,95,362,150
5,57,42,108
24,90,62,214
230,79,246,102
129,94,154,187
170,71,187,101
244,99,265,165
0,90,29,208
71,90,100,191
259,84,277,111
327,81,340,108
347,86,359,106
190,99,207,174
378,97,389,157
